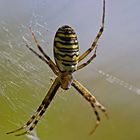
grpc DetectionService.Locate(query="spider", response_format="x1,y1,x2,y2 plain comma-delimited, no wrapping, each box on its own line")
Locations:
7,0,107,136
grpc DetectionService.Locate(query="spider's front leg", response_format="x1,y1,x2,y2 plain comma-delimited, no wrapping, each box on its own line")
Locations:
72,79,108,134
6,77,60,136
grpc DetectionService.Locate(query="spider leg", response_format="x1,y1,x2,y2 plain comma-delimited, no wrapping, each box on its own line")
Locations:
77,47,97,70
25,44,58,75
11,103,45,136
6,99,44,135
27,27,59,75
77,0,105,70
7,77,60,136
29,27,59,74
72,79,108,134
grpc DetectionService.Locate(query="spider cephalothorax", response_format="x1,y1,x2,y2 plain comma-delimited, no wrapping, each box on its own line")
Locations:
59,72,73,90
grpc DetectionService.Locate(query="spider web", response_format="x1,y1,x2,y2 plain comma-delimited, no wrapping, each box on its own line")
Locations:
0,1,74,138
0,20,44,140
95,68,140,95
0,2,53,139
0,0,140,140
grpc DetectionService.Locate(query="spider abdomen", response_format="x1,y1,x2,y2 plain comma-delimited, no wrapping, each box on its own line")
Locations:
53,25,79,72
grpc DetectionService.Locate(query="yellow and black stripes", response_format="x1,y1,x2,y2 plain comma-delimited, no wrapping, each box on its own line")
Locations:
54,25,79,72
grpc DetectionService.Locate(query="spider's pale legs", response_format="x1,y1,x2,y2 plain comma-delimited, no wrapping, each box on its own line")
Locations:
29,27,59,75
72,80,108,134
7,78,60,136
77,0,105,70
7,0,107,136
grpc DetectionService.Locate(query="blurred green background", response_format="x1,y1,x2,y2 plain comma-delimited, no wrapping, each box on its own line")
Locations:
0,0,140,140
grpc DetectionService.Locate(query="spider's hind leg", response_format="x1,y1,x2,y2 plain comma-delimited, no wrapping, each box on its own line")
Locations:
77,0,105,70
27,27,59,75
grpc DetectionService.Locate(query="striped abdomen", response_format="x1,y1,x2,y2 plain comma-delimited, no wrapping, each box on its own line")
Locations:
53,25,79,72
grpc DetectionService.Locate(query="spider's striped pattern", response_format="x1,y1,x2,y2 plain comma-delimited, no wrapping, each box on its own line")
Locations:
7,0,107,136
54,25,79,73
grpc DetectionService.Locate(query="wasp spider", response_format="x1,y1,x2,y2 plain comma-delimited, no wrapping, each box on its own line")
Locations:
7,0,107,136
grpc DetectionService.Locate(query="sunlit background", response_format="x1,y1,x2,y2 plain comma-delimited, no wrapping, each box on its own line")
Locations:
0,0,140,140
